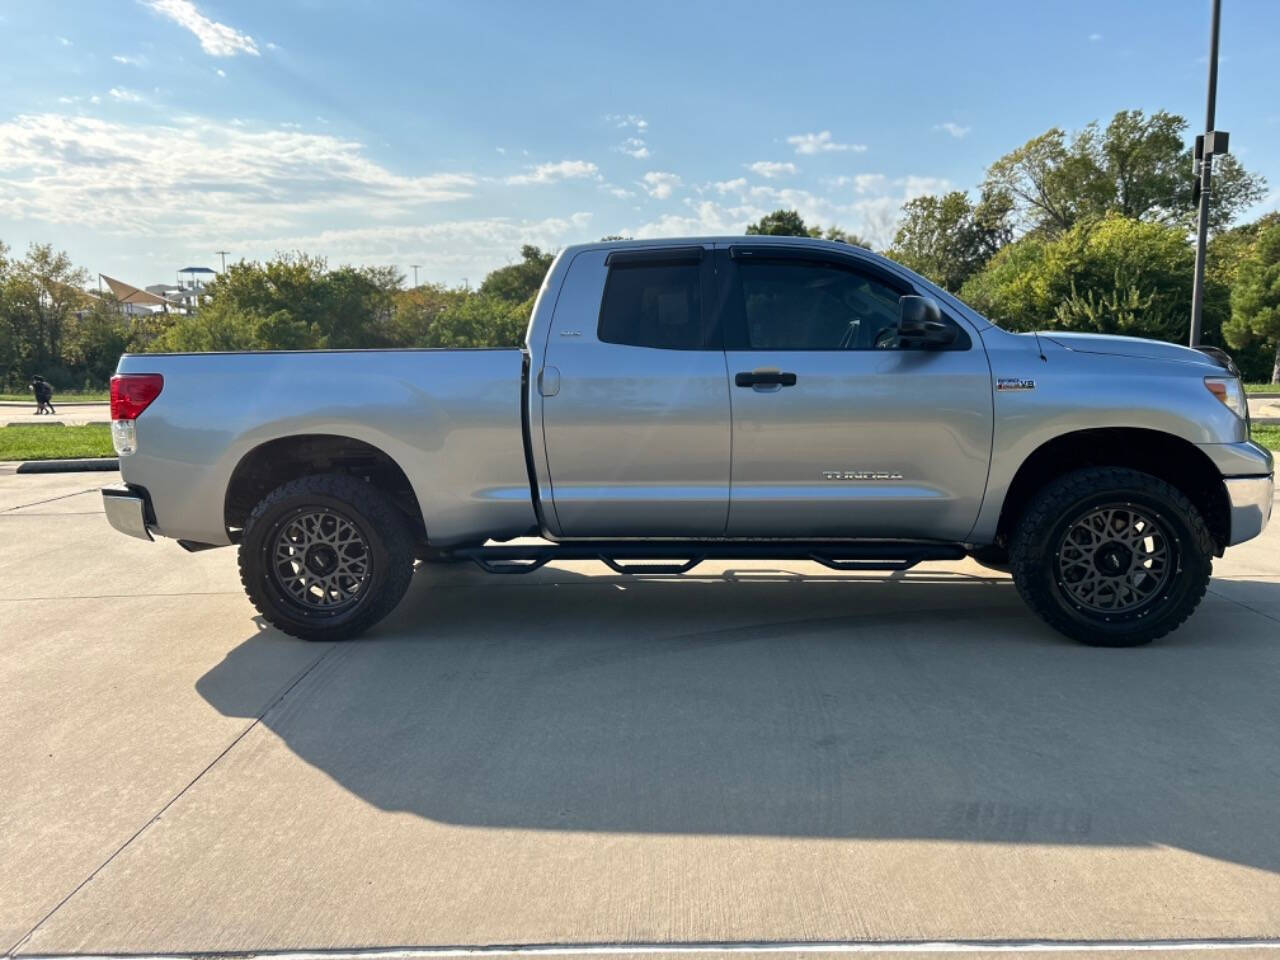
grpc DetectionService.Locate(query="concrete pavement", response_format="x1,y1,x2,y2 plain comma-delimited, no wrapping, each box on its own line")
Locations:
2,470,1280,957
1,403,111,426
1251,394,1280,423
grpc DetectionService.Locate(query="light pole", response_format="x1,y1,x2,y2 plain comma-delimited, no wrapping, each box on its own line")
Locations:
410,264,421,288
1189,0,1227,347
216,250,229,273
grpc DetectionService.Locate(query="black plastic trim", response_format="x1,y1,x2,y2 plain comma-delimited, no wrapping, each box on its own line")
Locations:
605,246,705,266
448,540,965,576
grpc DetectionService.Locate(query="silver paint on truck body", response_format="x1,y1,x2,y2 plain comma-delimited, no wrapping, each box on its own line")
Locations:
112,235,1272,553
115,349,537,546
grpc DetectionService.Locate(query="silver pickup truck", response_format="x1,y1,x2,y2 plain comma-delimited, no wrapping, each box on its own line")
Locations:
102,236,1273,646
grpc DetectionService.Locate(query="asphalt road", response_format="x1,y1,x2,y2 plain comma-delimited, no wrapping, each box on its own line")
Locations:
2,466,1280,958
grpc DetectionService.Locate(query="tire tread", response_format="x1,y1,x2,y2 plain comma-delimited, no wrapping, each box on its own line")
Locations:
238,473,414,641
1009,466,1213,646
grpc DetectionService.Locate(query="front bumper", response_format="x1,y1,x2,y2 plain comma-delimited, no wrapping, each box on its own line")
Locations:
102,485,153,541
1224,474,1274,545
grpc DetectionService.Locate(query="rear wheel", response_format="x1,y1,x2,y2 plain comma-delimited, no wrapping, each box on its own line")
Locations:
239,474,414,641
1009,467,1213,646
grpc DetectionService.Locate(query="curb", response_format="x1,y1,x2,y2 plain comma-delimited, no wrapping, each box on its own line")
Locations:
15,458,120,474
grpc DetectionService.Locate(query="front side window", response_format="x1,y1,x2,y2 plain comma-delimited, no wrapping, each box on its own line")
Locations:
598,261,707,349
735,259,906,350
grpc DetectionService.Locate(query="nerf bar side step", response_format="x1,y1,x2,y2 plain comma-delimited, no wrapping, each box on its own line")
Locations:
446,540,967,576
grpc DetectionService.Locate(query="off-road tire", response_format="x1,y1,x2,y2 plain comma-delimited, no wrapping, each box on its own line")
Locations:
239,473,415,641
1009,466,1213,646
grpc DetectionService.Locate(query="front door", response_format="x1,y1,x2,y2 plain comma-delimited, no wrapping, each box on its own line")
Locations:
719,246,993,540
540,246,730,538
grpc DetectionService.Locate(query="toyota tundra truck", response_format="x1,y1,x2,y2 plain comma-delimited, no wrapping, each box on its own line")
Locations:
102,236,1274,646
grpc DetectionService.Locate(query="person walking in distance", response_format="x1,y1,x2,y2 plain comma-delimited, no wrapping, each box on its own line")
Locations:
31,376,56,415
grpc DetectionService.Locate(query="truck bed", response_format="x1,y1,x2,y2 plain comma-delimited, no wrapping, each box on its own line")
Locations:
115,349,537,546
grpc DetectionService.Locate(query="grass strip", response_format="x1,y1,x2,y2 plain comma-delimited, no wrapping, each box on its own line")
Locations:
0,424,115,461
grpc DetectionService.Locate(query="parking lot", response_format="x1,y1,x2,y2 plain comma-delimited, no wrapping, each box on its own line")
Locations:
3,466,1280,958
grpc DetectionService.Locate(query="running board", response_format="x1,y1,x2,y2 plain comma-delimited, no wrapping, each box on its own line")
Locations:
446,541,966,576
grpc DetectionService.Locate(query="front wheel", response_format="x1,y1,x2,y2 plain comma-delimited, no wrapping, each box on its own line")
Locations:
1009,467,1214,646
239,474,415,641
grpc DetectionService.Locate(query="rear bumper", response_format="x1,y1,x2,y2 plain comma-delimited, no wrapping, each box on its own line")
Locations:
102,485,153,541
1224,474,1274,546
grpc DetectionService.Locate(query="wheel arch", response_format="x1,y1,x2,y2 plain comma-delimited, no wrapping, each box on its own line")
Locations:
224,433,426,544
994,427,1230,555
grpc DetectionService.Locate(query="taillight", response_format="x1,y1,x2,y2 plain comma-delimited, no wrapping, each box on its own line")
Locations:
110,374,164,421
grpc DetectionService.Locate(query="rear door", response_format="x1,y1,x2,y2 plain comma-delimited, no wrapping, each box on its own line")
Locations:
539,246,730,537
719,245,993,540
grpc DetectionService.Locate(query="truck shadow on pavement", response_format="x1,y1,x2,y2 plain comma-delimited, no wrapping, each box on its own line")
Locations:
197,565,1280,874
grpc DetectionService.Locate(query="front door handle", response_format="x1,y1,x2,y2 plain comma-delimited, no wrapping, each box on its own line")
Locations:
735,370,797,388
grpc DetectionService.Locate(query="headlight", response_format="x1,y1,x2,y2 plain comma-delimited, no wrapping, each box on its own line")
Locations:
1204,376,1247,420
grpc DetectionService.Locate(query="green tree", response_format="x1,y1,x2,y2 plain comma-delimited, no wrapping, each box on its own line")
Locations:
63,298,133,388
2,243,92,384
817,225,872,248
1224,220,1280,383
887,189,1012,291
156,253,400,352
960,214,1230,345
983,110,1265,237
746,209,812,237
478,245,554,303
745,209,869,246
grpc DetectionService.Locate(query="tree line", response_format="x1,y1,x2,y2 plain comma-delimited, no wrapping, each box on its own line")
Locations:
2,107,1279,390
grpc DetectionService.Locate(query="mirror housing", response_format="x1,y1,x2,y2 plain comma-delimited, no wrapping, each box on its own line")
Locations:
897,295,957,347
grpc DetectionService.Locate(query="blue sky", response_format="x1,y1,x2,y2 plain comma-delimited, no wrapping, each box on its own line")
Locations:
1,0,1277,287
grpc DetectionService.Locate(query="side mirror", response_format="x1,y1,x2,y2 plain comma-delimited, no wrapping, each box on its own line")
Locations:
897,295,957,347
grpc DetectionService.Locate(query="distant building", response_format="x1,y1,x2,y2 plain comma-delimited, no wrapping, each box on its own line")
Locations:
99,265,219,315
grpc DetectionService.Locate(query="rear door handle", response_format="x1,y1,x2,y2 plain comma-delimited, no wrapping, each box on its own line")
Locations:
735,370,797,388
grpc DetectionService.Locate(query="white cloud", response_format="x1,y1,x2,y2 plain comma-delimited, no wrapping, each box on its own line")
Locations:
641,171,681,199
854,173,887,194
0,113,477,239
663,171,955,249
113,53,146,66
216,68,226,77
505,159,601,186
747,160,797,179
271,214,594,284
604,185,635,199
786,131,866,155
617,136,649,159
901,175,952,199
606,113,648,131
89,95,101,105
57,36,72,46
1089,32,1103,42
142,0,259,57
934,122,971,139
109,87,144,102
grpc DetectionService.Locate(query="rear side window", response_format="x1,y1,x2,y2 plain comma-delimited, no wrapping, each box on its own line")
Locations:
598,262,707,349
